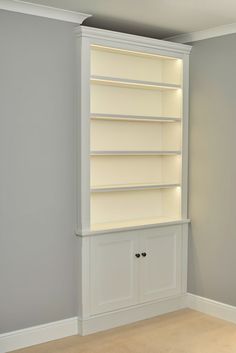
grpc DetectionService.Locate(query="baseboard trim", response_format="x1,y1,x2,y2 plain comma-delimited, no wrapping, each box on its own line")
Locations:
0,317,78,353
3,293,236,352
187,293,236,324
78,294,187,335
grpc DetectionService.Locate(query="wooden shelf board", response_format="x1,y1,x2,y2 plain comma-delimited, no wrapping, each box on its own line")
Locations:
91,183,180,193
88,217,190,234
90,113,181,123
90,150,181,156
91,75,181,90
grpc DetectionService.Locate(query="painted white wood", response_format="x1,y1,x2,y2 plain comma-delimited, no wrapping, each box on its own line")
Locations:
76,33,91,233
91,183,180,193
187,293,236,324
76,27,191,335
181,223,188,293
0,0,91,23
75,26,192,56
91,75,181,90
91,113,181,122
165,22,236,44
76,219,190,236
140,226,182,302
90,233,139,314
181,54,190,219
0,317,78,353
79,294,187,335
91,150,181,156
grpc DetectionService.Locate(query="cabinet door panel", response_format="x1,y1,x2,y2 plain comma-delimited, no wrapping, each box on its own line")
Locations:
140,226,182,302
90,233,139,314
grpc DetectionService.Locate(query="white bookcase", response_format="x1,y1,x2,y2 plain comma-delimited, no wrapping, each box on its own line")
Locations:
76,26,191,335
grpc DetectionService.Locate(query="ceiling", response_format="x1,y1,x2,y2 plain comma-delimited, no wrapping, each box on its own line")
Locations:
21,0,236,39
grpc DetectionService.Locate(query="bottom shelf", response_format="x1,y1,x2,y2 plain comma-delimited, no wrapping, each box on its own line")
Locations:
91,216,183,232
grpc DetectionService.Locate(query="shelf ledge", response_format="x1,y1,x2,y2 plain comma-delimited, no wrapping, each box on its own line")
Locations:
91,150,181,156
90,113,181,123
76,219,191,236
91,183,181,193
91,75,182,90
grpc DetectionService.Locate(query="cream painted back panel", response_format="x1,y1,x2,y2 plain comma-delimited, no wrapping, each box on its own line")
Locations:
91,120,181,151
91,84,181,118
91,47,182,85
91,188,181,225
91,155,181,186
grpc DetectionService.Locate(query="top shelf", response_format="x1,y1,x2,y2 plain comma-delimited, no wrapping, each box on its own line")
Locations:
91,75,182,91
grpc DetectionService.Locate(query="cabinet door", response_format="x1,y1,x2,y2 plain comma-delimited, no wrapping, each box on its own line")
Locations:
140,226,182,303
90,233,139,314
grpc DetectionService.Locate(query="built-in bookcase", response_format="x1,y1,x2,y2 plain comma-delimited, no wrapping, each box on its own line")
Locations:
89,44,184,231
76,27,191,333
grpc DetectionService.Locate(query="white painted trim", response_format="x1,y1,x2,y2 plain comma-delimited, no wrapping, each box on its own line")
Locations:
165,22,236,43
187,293,236,324
3,294,236,352
76,219,191,236
78,294,188,335
0,0,91,24
76,26,192,55
0,317,78,353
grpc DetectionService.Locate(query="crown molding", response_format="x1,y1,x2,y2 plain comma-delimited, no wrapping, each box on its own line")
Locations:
165,22,236,43
76,26,192,55
0,0,91,24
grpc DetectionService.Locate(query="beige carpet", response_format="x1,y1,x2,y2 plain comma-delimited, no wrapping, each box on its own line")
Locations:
11,309,236,353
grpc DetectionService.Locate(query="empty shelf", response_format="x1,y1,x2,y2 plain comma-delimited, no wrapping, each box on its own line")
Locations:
90,113,181,122
91,75,181,90
91,183,180,193
90,150,181,156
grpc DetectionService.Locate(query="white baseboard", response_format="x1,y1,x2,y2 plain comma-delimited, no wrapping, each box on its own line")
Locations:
187,293,236,324
0,317,78,353
79,294,187,335
2,293,236,352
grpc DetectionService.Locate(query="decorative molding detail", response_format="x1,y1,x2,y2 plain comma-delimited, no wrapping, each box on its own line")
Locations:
187,293,236,324
0,0,91,24
78,294,188,335
75,26,192,55
0,317,78,353
165,22,236,43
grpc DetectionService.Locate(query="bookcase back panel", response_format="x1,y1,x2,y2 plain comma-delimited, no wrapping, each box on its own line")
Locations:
91,120,181,151
91,84,181,118
91,188,181,225
91,155,181,187
91,46,182,85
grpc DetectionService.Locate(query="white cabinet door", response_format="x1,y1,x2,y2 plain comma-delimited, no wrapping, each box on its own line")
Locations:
90,232,139,314
140,226,182,303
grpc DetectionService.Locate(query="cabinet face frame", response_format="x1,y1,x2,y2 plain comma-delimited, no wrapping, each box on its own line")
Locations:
75,26,191,235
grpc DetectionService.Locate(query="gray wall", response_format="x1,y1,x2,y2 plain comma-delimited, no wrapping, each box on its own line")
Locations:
188,34,236,305
0,10,77,333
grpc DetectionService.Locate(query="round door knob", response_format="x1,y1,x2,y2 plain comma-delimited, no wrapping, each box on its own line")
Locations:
142,252,147,257
135,253,141,258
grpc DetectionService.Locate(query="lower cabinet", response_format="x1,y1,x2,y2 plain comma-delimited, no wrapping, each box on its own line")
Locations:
90,225,183,315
